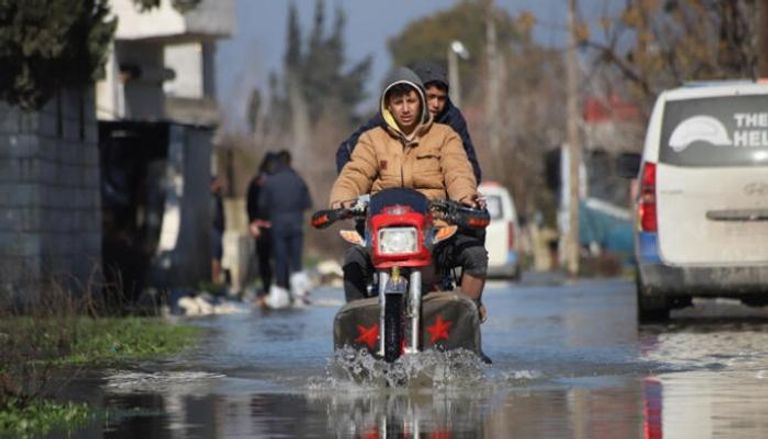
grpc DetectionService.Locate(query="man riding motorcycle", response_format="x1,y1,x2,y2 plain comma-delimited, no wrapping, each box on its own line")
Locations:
330,67,488,320
336,61,482,184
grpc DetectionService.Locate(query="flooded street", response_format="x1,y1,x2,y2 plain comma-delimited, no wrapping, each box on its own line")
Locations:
66,277,768,438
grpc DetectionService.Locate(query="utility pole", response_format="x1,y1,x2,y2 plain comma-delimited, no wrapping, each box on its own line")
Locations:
759,0,768,77
485,0,502,179
447,40,469,109
565,0,582,277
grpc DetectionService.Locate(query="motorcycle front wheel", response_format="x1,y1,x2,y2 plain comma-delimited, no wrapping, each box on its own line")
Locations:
383,294,403,363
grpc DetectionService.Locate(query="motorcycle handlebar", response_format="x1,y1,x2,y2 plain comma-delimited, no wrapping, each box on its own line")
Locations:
430,199,491,229
310,197,490,229
310,207,362,229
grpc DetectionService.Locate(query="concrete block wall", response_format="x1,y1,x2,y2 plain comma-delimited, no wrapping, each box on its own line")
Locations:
0,88,101,299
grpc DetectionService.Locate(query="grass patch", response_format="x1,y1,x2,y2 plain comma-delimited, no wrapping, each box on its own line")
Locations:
0,276,203,437
0,316,199,437
0,317,199,367
0,312,199,437
0,399,91,439
58,317,199,365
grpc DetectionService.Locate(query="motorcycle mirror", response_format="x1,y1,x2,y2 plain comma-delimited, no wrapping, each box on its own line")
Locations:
433,225,458,244
339,230,366,246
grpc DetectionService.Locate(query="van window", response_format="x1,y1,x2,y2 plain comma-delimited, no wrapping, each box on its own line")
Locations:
659,95,768,167
485,195,504,220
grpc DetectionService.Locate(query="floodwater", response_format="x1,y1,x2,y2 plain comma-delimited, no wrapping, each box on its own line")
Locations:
64,276,768,438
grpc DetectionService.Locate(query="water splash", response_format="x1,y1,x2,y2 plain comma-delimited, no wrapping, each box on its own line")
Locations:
308,347,490,390
104,370,225,392
500,369,544,384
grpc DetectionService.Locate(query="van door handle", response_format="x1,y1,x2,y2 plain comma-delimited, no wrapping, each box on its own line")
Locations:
706,209,768,221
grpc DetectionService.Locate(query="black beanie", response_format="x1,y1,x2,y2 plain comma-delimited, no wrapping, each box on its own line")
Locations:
409,61,449,91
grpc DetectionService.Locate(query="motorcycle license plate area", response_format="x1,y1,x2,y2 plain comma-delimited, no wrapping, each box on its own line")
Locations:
333,293,482,356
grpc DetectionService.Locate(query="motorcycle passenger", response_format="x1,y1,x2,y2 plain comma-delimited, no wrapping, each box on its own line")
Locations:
329,66,488,321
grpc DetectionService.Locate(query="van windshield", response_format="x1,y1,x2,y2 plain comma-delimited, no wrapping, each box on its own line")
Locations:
485,195,504,220
660,94,768,167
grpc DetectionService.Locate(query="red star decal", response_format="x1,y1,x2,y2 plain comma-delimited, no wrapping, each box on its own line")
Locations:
363,427,379,439
427,315,453,344
355,323,379,350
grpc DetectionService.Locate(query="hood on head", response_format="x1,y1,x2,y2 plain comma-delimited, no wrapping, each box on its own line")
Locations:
379,67,430,135
409,61,449,91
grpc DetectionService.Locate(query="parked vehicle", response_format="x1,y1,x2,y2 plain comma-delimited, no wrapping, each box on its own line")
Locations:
478,182,522,280
618,80,768,322
311,188,489,363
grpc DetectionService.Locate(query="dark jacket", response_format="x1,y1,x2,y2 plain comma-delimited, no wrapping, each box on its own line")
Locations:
246,175,265,223
258,164,312,231
212,192,225,233
336,100,481,183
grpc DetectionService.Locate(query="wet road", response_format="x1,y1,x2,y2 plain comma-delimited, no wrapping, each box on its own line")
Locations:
66,275,768,438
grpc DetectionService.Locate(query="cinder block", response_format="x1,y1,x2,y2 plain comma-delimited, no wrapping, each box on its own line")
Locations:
0,183,40,208
1,207,41,232
82,167,99,188
41,187,61,209
83,145,99,167
41,209,64,233
0,105,21,134
1,254,43,284
36,111,58,138
0,134,22,157
84,124,98,144
0,157,21,182
19,158,41,182
37,160,55,185
18,110,41,134
38,137,56,162
0,208,19,232
0,232,41,257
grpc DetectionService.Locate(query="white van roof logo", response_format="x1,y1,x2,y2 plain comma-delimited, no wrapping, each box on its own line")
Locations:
669,115,732,152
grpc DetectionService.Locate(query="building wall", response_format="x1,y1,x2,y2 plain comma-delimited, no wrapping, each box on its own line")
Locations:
0,88,101,300
111,0,235,41
117,40,168,120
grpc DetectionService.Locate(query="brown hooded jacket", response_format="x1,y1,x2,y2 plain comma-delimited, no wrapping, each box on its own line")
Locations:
329,67,477,207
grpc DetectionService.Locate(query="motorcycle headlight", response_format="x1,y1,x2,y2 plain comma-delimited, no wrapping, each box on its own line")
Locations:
377,227,418,255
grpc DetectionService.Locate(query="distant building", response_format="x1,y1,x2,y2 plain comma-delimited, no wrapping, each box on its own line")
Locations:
554,95,643,266
97,0,234,124
95,0,235,302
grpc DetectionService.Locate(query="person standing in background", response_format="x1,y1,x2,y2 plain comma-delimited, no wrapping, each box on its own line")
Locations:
246,152,278,299
210,175,226,285
258,150,313,303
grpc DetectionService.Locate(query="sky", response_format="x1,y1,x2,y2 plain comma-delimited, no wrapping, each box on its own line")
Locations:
215,0,613,133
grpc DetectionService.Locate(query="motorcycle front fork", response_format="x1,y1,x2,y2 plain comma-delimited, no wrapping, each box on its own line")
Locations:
378,269,422,357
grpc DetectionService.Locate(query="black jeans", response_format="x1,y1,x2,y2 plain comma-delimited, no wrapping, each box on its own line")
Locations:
342,229,488,302
271,226,304,289
254,231,272,295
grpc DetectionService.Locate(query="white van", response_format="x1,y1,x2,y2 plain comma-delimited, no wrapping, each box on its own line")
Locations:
478,182,521,280
621,80,768,321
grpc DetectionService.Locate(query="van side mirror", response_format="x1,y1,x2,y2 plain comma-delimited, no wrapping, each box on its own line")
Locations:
616,153,641,179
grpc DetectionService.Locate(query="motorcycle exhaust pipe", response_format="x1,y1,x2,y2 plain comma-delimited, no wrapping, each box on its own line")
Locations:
377,271,390,358
405,271,421,354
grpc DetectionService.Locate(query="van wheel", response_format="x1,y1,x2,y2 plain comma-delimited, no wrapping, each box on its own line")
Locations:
636,274,670,323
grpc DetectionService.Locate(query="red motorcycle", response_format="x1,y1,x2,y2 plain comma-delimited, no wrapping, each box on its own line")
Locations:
312,188,489,363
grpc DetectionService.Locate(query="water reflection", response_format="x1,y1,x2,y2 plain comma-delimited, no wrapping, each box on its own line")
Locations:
70,365,655,438
61,284,768,438
638,317,768,439
307,390,487,438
